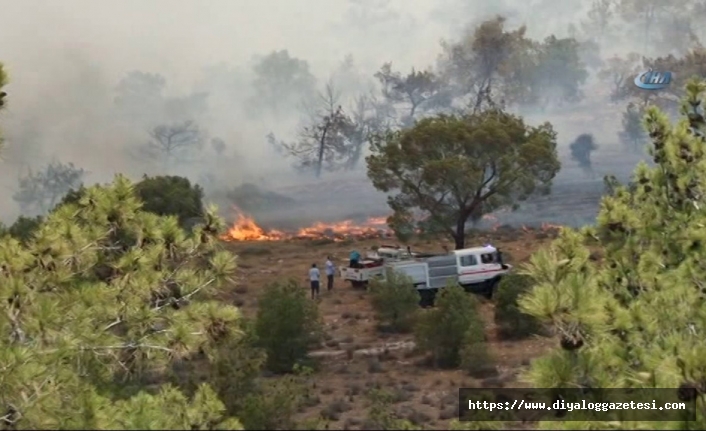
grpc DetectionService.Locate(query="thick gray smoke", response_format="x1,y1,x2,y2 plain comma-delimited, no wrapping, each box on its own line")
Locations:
0,0,688,227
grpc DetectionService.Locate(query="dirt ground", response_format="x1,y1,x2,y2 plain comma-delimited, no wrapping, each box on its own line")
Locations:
216,226,561,430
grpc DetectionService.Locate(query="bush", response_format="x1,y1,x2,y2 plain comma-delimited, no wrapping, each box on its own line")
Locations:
5,215,43,243
414,283,489,368
494,273,542,340
369,271,420,333
364,389,418,430
254,280,322,373
55,175,205,229
237,375,306,430
134,175,204,225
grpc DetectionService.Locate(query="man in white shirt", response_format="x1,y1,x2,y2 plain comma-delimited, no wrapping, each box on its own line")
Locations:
309,263,320,299
325,256,335,291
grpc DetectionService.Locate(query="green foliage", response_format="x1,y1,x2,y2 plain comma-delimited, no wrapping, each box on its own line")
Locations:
369,271,420,333
366,109,560,249
364,389,420,430
493,273,542,340
236,375,306,430
134,175,205,226
5,215,43,244
414,283,488,369
254,280,323,373
518,79,706,428
0,175,242,428
55,175,204,230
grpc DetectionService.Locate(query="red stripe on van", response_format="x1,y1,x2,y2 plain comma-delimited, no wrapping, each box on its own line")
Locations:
459,268,504,275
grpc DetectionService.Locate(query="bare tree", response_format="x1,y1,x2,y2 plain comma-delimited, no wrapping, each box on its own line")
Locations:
272,82,357,177
141,121,205,170
13,160,87,215
344,92,392,169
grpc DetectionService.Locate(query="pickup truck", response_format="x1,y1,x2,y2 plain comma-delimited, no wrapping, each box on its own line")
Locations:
339,244,512,304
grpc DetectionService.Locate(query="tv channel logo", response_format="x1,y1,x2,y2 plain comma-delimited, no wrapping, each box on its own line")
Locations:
634,69,672,90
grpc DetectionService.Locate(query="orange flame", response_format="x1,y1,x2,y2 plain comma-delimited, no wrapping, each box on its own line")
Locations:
221,210,392,242
222,210,286,241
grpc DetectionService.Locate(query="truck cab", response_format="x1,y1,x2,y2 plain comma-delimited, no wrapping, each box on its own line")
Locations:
453,245,511,297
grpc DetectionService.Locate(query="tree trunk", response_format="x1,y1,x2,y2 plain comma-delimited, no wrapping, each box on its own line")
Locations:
454,219,466,250
315,122,330,178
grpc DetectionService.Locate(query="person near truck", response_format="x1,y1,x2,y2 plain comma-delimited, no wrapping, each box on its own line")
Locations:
349,250,361,268
325,256,335,291
309,263,320,299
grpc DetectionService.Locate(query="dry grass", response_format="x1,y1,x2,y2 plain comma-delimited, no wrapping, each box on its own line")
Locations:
217,227,560,429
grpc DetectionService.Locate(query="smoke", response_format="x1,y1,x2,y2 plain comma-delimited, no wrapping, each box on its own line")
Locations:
0,0,691,226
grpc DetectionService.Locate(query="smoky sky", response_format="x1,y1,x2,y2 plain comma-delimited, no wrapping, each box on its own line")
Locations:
0,0,661,224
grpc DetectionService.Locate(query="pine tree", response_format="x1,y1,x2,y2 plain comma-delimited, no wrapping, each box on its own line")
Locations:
518,79,706,429
0,175,244,429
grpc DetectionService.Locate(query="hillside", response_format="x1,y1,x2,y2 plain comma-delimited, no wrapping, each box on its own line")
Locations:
218,226,561,429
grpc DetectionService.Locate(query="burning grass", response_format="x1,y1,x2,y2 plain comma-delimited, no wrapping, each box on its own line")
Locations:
221,209,394,242
220,208,564,243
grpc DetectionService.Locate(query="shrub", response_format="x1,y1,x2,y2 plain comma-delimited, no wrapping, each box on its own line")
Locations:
5,215,43,243
134,175,204,225
364,389,419,430
369,271,420,333
414,283,489,368
55,175,205,229
237,375,306,430
254,280,323,373
493,273,542,340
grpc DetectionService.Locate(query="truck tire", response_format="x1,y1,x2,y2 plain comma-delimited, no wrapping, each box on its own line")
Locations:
418,289,437,308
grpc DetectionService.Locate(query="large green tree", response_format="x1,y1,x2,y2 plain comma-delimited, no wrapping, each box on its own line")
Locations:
0,175,244,429
518,79,706,428
366,109,560,249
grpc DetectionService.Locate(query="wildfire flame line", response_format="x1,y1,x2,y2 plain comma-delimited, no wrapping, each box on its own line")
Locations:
221,209,391,242
221,209,563,242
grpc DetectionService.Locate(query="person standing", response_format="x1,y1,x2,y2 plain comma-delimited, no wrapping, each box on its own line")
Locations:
349,250,361,268
325,256,335,291
309,263,320,299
